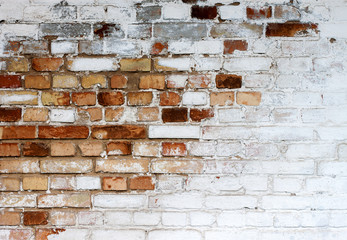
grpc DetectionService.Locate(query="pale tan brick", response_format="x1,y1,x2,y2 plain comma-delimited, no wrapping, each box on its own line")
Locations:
23,108,49,122
78,142,103,156
53,75,79,88
96,159,149,173
38,193,90,208
51,142,76,156
51,211,76,226
0,178,20,191
23,176,48,190
81,75,106,88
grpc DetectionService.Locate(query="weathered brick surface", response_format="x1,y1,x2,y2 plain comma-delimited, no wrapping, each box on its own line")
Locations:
0,0,344,237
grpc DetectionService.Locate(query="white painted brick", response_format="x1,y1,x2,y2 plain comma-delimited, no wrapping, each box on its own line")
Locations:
149,194,203,209
277,58,312,73
274,212,301,227
148,230,201,240
293,92,322,106
305,177,347,193
286,144,336,159
255,127,314,141
166,75,187,88
91,230,145,240
78,211,103,225
318,162,347,176
241,175,268,191
273,177,303,193
216,142,242,157
219,5,245,20
157,175,185,191
163,4,190,20
339,144,347,159
104,41,140,56
51,41,78,55
217,211,245,227
261,161,314,175
149,125,200,139
244,107,271,122
194,41,223,54
0,194,36,207
188,141,215,156
134,212,161,226
246,212,273,227
80,6,106,20
262,196,312,210
316,127,347,140
186,176,242,192
168,41,194,54
76,176,101,190
276,74,301,88
156,58,192,71
105,211,132,225
203,126,252,140
162,212,187,226
45,229,89,240
0,24,39,39
244,143,278,159
244,74,272,88
301,212,329,227
331,6,347,20
320,23,347,38
182,92,208,105
224,57,272,71
194,57,222,71
67,58,118,71
272,108,299,123
94,194,146,208
190,212,215,226
261,92,291,106
218,108,244,122
106,7,134,22
315,195,347,210
330,213,347,227
50,109,75,123
205,230,257,240
206,196,257,210
133,142,160,157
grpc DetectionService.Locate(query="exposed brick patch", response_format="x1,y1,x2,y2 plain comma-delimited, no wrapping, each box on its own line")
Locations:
103,177,127,191
0,75,21,88
162,108,188,122
92,125,146,139
190,108,214,122
0,143,20,157
246,6,272,19
130,176,155,190
0,126,36,139
107,141,132,155
127,92,153,106
151,42,168,55
266,22,318,37
25,75,50,89
216,74,242,89
38,126,89,139
23,142,49,157
224,40,248,54
162,142,187,156
32,58,63,71
98,92,124,106
23,211,48,225
160,92,180,106
110,75,127,89
191,5,218,19
72,92,96,106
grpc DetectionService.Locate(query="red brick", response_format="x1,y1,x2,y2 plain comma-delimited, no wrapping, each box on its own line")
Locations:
0,143,20,157
98,92,124,106
247,6,272,19
23,211,48,225
188,75,211,88
159,92,180,106
110,75,127,89
190,108,214,122
72,92,96,106
151,42,168,55
216,74,242,89
0,212,21,226
107,141,132,155
127,92,153,106
32,58,63,71
130,176,155,190
103,177,127,191
92,125,146,139
162,142,187,156
38,126,89,139
24,75,50,89
266,22,318,37
191,5,217,19
0,75,21,88
0,108,21,122
0,126,36,140
224,40,248,54
23,142,49,157
162,108,188,123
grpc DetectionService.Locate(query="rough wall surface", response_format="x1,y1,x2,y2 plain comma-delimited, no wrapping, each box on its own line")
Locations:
0,0,347,239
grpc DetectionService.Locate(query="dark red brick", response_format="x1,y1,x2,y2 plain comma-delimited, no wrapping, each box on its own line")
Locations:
38,126,89,139
162,108,188,123
266,22,318,37
190,108,214,122
216,74,242,89
23,211,48,225
0,75,21,88
191,5,217,19
92,125,146,139
224,40,248,54
247,6,272,19
0,108,21,122
23,142,49,157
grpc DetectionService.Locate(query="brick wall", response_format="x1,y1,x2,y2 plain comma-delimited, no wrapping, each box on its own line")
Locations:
0,0,347,239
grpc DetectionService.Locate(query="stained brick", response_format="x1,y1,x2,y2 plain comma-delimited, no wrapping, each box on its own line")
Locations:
216,74,242,89
53,75,78,89
190,108,214,122
162,142,187,157
38,126,89,139
224,40,248,54
0,126,36,140
40,23,91,39
42,92,70,106
137,6,161,22
81,75,107,88
103,177,127,191
0,91,38,105
35,229,67,240
107,141,132,155
210,92,234,106
79,107,102,122
128,92,153,106
130,176,155,190
0,75,21,88
40,160,93,174
0,143,20,157
152,42,168,55
0,160,39,173
105,108,124,122
236,92,262,106
72,92,96,106
160,92,180,106
23,212,48,225
139,75,165,89
191,5,217,19
96,159,149,173
23,108,49,122
162,108,188,123
246,6,272,19
120,59,151,72
110,75,127,89
23,142,49,157
32,58,63,71
0,108,21,122
0,212,21,226
188,75,211,88
92,125,146,139
266,23,318,37
7,58,30,72
25,75,50,89
98,92,124,106
137,107,159,122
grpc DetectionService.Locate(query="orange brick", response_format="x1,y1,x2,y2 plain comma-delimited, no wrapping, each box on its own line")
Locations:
0,178,21,191
162,142,187,157
51,142,76,156
38,126,89,139
79,107,102,121
190,108,214,122
0,212,21,225
110,75,127,88
42,92,70,106
159,92,180,106
79,142,104,156
236,92,262,106
105,107,124,122
151,42,168,55
23,211,48,225
32,58,63,71
120,58,151,71
23,176,48,190
127,92,153,105
188,75,211,88
103,177,127,191
72,92,96,106
0,126,36,139
107,141,132,155
81,75,106,88
98,92,124,106
0,143,20,157
0,75,21,88
137,107,159,121
7,58,30,72
24,75,50,89
139,75,165,89
210,92,234,106
130,176,155,190
23,108,49,122
92,125,146,139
